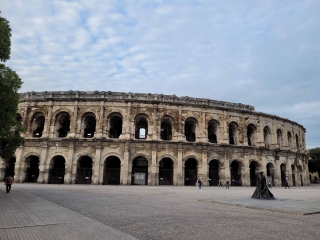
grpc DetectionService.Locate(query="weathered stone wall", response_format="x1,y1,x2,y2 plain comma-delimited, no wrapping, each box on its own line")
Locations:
0,91,309,187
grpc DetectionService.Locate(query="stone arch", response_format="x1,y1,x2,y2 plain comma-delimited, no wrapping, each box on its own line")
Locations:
276,129,283,147
22,152,41,163
291,164,296,186
101,152,123,166
48,155,66,184
249,160,261,186
184,117,198,142
208,119,219,143
184,157,198,186
160,115,174,140
47,152,68,166
80,112,96,138
208,159,220,186
103,155,121,185
75,152,96,163
266,161,275,186
51,108,73,122
75,155,93,184
247,124,257,146
24,154,40,183
263,126,271,147
107,112,123,139
183,155,200,165
157,154,177,165
134,114,149,139
131,156,149,185
129,153,150,164
29,111,46,137
54,111,71,138
228,121,239,145
280,162,287,186
287,131,292,148
158,157,174,185
230,159,243,186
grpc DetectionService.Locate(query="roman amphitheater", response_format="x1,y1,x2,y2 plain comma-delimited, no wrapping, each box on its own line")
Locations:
0,91,309,187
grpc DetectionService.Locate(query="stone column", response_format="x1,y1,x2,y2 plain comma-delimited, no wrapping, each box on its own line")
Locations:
14,146,24,183
65,143,75,184
287,159,293,186
243,154,250,186
96,101,104,138
222,111,228,144
43,102,53,138
274,160,281,187
150,145,157,185
177,144,183,185
200,149,209,186
0,160,6,181
38,143,49,184
120,143,130,185
92,145,102,184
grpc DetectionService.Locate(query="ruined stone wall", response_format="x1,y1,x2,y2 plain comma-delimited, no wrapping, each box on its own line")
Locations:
0,91,309,187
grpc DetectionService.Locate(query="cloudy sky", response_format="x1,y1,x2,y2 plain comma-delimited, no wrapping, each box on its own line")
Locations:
2,0,320,148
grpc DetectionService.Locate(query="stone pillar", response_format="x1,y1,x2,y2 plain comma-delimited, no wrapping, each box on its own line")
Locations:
92,146,102,184
178,106,184,141
223,151,230,183
43,102,52,138
121,143,130,185
243,155,250,186
177,144,183,185
149,145,157,185
14,146,24,183
200,149,208,186
222,111,228,144
65,144,75,184
38,144,49,184
287,159,293,186
274,160,281,187
0,160,6,181
96,101,104,138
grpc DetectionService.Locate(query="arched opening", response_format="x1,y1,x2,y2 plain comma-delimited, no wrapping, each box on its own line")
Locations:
82,113,96,138
76,156,93,184
208,120,218,143
280,163,286,186
266,163,275,186
135,115,148,139
25,156,40,183
55,112,70,138
103,156,121,185
276,129,282,147
287,132,292,147
160,116,172,140
48,156,65,184
131,157,148,185
185,118,197,142
228,122,238,145
249,161,259,186
108,114,123,138
291,165,296,186
184,158,197,186
263,126,270,147
3,157,16,180
31,112,45,137
230,161,241,186
208,160,219,186
159,158,173,185
247,124,256,146
295,134,300,149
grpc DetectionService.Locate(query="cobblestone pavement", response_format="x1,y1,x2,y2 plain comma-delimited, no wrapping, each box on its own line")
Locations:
2,184,320,240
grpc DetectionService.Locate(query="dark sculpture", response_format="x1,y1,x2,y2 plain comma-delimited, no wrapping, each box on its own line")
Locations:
251,172,276,200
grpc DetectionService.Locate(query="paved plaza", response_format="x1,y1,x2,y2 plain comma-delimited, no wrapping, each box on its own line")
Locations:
1,184,320,240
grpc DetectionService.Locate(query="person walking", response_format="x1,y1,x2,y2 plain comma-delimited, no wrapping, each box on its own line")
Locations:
268,181,272,189
197,179,202,189
284,180,290,189
218,179,222,187
226,180,230,189
5,175,14,193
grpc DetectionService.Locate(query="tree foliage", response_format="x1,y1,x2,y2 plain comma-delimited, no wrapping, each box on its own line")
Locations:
0,14,24,160
308,147,320,177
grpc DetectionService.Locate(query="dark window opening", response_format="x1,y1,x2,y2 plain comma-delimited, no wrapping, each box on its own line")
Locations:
48,156,65,184
230,161,241,186
25,156,39,183
83,115,96,138
247,125,255,146
161,121,172,140
229,123,237,145
208,121,218,143
109,116,122,138
184,158,197,185
159,158,173,185
56,113,70,138
131,157,148,185
135,118,148,139
76,156,93,184
209,160,219,186
103,156,121,185
185,119,196,142
32,114,45,138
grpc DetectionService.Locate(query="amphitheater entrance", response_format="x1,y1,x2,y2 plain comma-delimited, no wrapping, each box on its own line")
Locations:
230,161,241,186
291,165,296,186
3,157,16,180
208,160,219,186
131,157,148,185
184,158,197,186
25,156,40,183
266,163,275,186
48,156,65,184
76,156,93,184
103,156,121,185
159,158,173,185
249,161,259,186
280,163,286,186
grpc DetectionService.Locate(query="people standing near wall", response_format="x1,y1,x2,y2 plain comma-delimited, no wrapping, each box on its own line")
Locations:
218,179,222,187
5,175,14,193
226,180,230,189
285,180,290,189
197,179,202,189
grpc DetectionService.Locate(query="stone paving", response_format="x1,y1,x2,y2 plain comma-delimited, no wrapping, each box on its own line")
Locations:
1,184,320,240
0,188,137,240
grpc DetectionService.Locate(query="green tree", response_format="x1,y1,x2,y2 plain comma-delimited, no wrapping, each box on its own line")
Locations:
0,14,24,160
308,147,320,179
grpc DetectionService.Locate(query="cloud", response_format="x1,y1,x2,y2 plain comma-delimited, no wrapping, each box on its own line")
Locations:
1,0,320,148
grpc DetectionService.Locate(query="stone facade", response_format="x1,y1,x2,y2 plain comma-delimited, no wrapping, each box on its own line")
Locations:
0,91,309,186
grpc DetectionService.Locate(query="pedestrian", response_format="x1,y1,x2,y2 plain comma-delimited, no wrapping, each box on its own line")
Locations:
226,180,230,189
5,175,14,193
268,181,272,189
197,179,202,189
284,180,290,189
196,179,199,189
218,179,222,187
